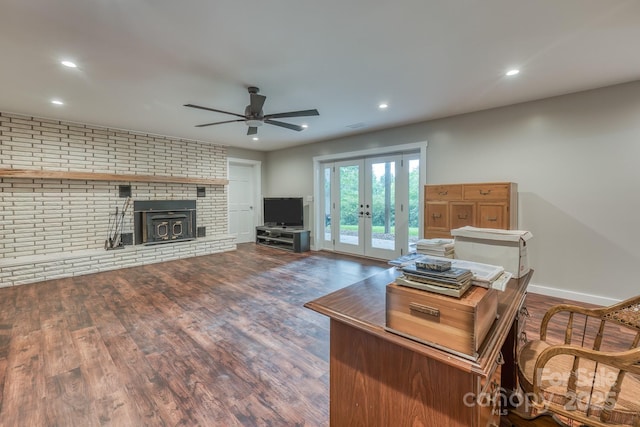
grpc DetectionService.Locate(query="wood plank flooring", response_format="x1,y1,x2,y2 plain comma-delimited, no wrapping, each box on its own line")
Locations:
0,243,617,426
0,244,389,426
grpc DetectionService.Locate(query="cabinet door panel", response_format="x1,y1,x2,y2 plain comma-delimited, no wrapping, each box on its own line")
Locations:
425,202,449,232
477,363,502,427
450,202,476,230
477,203,507,229
425,184,463,201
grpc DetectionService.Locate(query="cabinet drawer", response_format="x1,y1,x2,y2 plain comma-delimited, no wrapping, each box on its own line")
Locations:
450,202,476,230
386,283,498,358
426,184,463,201
463,183,511,201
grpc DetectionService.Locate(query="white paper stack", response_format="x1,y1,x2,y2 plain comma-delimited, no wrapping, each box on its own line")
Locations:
403,255,512,291
415,238,455,258
448,258,512,291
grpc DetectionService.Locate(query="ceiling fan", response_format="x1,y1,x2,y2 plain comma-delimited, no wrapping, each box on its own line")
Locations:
185,87,319,136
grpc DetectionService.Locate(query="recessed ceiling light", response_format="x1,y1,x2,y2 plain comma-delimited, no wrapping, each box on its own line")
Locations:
61,60,77,68
378,103,388,109
301,124,308,129
252,137,259,141
506,69,520,76
51,99,64,105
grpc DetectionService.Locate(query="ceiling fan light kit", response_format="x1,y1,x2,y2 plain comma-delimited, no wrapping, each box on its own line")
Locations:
245,119,262,127
185,87,319,137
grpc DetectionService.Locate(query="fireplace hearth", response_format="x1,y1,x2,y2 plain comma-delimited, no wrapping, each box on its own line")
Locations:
134,200,196,245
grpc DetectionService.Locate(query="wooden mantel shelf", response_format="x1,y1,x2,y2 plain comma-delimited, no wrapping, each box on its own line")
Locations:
0,168,228,185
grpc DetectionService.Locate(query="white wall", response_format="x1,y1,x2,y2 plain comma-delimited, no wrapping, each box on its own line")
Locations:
264,81,640,303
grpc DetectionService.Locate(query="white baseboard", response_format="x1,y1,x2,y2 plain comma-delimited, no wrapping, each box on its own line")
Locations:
527,282,621,306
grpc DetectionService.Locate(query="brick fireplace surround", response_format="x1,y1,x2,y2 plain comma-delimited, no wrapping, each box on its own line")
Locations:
0,112,236,287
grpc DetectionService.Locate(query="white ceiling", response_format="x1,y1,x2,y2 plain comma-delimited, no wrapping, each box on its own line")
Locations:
1,1,639,152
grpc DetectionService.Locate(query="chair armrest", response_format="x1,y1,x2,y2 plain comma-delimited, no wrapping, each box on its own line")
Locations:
539,303,607,341
539,295,640,341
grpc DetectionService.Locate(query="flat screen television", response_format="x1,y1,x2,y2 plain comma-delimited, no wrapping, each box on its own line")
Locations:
263,197,304,228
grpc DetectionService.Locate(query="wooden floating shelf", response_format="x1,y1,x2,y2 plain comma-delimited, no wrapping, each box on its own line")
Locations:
0,168,228,185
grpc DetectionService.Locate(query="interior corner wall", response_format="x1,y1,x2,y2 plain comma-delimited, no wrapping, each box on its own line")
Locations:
227,146,268,164
264,80,640,302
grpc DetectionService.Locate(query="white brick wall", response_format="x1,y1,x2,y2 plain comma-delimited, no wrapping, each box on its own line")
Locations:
0,111,235,286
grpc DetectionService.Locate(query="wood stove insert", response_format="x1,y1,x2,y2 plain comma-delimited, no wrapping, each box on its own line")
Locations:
133,200,197,245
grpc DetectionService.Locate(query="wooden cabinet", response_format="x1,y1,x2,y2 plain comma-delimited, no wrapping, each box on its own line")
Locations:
424,182,517,238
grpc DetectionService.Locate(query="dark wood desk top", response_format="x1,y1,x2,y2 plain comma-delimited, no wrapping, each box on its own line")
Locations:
305,267,533,376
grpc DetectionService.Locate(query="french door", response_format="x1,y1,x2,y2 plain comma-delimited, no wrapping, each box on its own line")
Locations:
322,153,419,259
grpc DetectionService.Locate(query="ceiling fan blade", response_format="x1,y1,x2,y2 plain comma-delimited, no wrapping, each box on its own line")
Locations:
195,119,245,128
249,94,266,115
264,109,319,119
264,119,303,131
247,126,258,136
184,104,246,119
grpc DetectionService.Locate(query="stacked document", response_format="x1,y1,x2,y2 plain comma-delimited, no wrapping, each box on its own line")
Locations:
447,258,511,290
397,258,473,298
415,238,455,258
387,252,425,267
389,253,513,292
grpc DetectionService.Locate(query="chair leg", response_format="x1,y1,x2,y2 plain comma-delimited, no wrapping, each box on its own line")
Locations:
509,408,584,427
509,407,590,427
549,414,572,426
549,414,589,427
509,407,551,421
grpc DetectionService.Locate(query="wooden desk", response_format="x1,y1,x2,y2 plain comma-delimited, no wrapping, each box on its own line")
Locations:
305,268,532,427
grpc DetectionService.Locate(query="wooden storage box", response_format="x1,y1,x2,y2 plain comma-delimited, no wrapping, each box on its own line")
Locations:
385,283,498,359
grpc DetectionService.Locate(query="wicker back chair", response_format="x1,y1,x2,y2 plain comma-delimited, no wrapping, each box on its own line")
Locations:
516,295,640,426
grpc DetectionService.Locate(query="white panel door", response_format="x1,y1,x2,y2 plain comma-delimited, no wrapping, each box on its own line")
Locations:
228,162,256,243
333,159,365,256
363,155,402,260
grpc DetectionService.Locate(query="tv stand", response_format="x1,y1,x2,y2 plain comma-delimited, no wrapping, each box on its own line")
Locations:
256,226,310,253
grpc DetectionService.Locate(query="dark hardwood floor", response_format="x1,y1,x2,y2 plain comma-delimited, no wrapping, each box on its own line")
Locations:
0,243,613,426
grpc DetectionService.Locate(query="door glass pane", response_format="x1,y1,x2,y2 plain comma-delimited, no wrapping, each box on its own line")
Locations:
339,165,359,246
323,166,332,242
370,160,395,250
408,158,420,251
